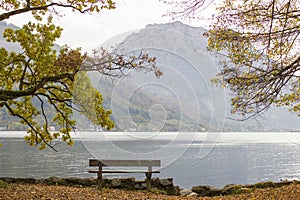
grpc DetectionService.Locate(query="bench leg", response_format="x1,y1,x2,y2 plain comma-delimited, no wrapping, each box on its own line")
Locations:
97,165,103,180
145,172,152,190
97,165,103,190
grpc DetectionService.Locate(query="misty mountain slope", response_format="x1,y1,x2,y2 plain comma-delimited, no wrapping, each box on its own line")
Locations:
88,74,207,132
94,21,299,131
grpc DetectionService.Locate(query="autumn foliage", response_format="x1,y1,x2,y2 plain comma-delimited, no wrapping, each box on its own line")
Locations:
0,0,161,150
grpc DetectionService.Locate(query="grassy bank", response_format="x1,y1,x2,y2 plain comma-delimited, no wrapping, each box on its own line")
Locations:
0,180,299,200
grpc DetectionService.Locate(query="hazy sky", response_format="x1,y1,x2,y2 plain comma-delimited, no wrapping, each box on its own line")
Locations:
5,0,214,51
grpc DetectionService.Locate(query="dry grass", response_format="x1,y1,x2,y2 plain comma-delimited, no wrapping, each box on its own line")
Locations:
0,183,299,200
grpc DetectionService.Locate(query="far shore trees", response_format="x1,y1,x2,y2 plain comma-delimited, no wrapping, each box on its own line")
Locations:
0,0,161,150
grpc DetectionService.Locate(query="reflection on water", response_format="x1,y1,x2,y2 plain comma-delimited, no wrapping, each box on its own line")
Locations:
0,132,299,188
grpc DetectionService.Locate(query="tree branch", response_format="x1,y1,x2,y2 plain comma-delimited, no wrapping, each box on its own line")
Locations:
0,73,75,101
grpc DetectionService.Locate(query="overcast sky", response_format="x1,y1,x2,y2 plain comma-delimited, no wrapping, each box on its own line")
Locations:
5,0,214,52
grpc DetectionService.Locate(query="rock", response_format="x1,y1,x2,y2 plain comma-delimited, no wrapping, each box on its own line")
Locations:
150,177,161,188
135,181,147,190
192,185,211,196
120,178,135,190
65,177,80,185
111,178,122,188
47,176,65,185
187,192,198,197
82,178,98,186
191,185,223,197
222,184,243,195
0,178,15,184
208,186,223,196
170,186,180,196
150,177,179,195
100,178,135,190
180,189,193,196
101,178,112,187
253,181,275,188
1,177,41,185
19,178,37,184
273,181,293,188
160,178,173,186
161,185,178,195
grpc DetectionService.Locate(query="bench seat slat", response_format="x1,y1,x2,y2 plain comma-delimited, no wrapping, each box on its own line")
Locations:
89,159,161,167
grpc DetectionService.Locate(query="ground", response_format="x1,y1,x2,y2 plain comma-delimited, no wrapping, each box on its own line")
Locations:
0,183,299,200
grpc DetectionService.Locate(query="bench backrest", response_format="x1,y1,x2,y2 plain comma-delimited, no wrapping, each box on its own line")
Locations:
89,159,161,167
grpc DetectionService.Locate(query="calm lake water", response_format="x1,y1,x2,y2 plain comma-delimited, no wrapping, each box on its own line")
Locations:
0,131,300,188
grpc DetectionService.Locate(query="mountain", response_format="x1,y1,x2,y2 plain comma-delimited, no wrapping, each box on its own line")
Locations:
92,21,300,131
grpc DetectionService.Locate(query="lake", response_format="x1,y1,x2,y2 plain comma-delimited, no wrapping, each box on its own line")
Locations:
0,131,300,188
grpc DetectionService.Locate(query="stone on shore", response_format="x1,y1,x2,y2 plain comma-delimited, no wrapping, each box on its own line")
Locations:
187,192,198,197
179,189,193,196
192,185,222,197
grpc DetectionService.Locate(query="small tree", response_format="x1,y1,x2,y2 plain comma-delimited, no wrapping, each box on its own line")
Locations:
0,0,161,150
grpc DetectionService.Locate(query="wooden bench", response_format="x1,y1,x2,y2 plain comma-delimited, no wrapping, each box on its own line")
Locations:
88,159,161,189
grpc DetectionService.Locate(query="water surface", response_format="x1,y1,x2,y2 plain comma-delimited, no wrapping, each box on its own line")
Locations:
0,132,299,188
